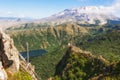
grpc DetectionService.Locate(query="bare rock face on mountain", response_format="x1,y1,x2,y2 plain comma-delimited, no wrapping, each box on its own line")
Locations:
0,28,19,72
0,28,37,80
0,28,20,79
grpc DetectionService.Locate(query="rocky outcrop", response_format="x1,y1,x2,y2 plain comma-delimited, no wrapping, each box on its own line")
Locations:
0,28,19,73
0,28,38,80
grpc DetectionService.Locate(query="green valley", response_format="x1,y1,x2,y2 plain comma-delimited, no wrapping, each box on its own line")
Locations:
7,23,120,80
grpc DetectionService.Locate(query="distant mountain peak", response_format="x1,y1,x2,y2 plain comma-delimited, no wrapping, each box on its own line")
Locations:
52,6,113,17
39,6,120,25
0,17,34,30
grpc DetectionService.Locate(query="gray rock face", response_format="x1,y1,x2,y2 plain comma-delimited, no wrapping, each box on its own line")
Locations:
0,28,19,73
0,28,38,80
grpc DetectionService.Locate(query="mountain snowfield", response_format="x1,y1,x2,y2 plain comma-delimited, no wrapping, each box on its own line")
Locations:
39,6,120,25
0,6,120,30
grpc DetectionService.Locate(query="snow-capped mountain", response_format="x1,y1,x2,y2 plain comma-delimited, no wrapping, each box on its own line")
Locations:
39,6,120,25
1,6,120,30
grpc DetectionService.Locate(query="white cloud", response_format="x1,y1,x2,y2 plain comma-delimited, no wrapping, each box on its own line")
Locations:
0,0,120,18
7,11,12,14
109,0,120,11
102,0,120,16
76,0,120,17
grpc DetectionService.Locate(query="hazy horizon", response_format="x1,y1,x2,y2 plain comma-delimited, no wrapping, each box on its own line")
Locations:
0,0,120,19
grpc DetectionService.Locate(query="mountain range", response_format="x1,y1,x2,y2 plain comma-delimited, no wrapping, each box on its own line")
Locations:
0,6,120,80
7,21,120,80
1,6,120,30
0,17,34,30
37,6,120,25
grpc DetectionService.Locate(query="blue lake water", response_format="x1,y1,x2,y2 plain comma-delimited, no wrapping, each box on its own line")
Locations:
20,49,47,58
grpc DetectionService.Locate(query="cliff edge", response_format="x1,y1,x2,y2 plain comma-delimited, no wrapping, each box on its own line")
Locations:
0,28,38,80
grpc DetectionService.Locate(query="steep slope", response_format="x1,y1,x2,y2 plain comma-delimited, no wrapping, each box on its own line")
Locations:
6,23,89,80
79,30,120,61
53,46,120,80
30,46,66,80
0,28,37,80
0,28,19,73
7,23,120,80
7,23,88,52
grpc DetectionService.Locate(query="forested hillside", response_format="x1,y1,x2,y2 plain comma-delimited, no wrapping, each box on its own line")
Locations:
7,23,120,80
79,30,120,62
7,23,89,52
53,46,120,80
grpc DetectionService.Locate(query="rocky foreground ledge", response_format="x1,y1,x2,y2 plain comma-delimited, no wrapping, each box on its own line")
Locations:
0,28,38,80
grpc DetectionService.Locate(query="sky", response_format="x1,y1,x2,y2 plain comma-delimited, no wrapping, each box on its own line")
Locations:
0,0,120,19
